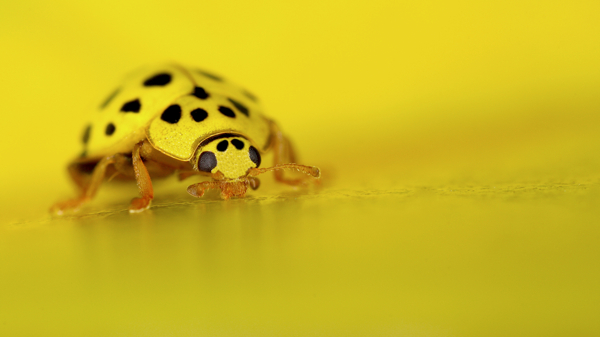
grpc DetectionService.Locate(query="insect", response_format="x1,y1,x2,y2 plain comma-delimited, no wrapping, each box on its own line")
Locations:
51,63,320,214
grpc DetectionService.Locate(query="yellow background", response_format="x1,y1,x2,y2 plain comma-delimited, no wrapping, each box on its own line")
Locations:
1,1,600,336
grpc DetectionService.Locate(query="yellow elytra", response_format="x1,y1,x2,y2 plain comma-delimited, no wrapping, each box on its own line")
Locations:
52,63,320,214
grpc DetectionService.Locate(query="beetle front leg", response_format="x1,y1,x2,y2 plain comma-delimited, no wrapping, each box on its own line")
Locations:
186,181,221,198
129,141,154,213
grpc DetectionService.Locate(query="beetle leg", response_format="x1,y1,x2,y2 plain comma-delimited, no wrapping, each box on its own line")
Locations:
51,155,118,215
111,153,135,179
186,181,221,198
67,161,91,190
129,141,154,213
268,120,318,186
187,179,251,200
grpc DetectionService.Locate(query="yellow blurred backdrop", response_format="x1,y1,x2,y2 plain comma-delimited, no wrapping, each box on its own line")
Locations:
1,0,600,336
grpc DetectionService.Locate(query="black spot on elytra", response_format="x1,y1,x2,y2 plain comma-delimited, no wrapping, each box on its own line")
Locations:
191,86,209,100
217,140,229,152
197,70,223,81
198,152,217,172
100,88,120,109
161,105,182,124
249,146,261,167
121,99,141,113
82,125,91,144
191,108,208,122
243,90,257,102
227,98,249,117
143,73,172,86
218,106,236,118
231,139,244,150
105,123,116,136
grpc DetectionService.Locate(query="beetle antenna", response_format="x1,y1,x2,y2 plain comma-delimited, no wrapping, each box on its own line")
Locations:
247,164,320,179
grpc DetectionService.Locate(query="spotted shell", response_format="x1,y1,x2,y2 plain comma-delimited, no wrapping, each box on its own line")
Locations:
82,63,270,161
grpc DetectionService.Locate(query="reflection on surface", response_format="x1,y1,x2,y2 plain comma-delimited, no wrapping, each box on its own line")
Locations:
2,170,599,335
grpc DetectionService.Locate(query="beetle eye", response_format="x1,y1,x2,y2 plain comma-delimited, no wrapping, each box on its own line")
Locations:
198,151,217,172
249,146,261,167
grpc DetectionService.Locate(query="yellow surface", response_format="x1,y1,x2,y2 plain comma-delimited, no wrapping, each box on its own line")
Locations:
1,1,600,336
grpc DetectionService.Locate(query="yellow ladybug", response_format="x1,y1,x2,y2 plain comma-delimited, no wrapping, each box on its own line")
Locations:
51,63,320,214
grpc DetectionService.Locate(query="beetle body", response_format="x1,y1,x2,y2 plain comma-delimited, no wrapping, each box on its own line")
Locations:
51,63,320,214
